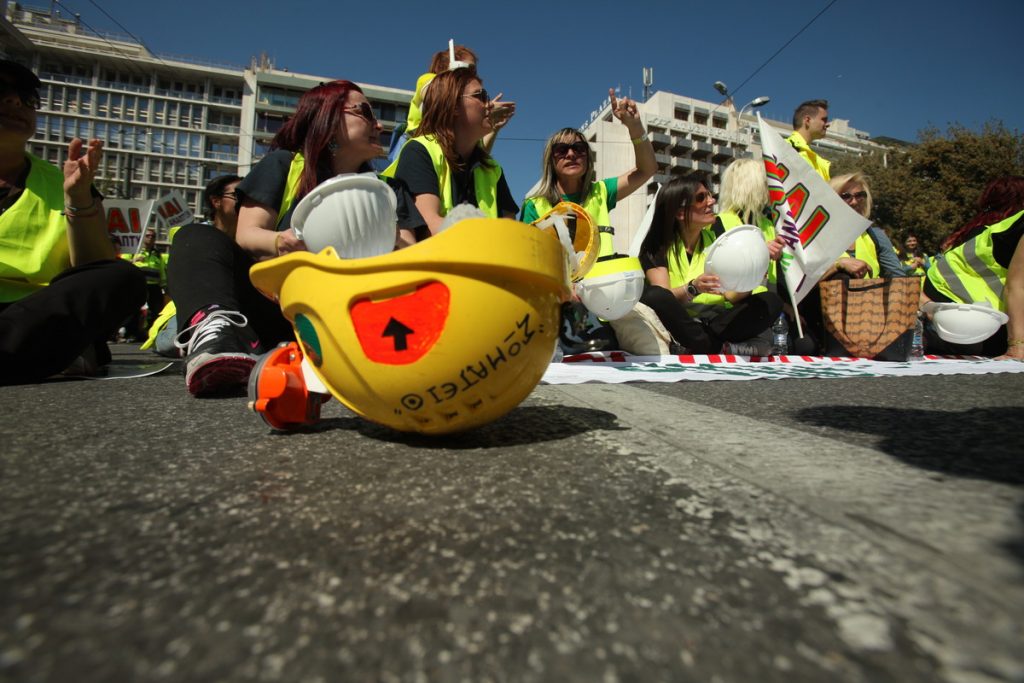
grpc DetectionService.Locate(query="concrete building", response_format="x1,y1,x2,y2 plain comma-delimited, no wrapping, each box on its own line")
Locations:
0,2,411,226
580,90,887,250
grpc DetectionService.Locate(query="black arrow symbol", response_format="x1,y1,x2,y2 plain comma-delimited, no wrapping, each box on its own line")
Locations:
382,317,414,351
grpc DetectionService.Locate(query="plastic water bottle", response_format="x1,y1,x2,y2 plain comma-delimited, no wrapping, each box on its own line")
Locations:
909,314,925,361
771,314,789,355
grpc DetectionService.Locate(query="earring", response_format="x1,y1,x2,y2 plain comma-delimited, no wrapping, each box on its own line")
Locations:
327,141,339,155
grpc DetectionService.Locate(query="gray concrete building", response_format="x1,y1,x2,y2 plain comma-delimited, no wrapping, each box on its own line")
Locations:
580,90,887,250
0,1,412,224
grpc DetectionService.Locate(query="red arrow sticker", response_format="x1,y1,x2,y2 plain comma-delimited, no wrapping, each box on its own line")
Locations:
350,281,450,365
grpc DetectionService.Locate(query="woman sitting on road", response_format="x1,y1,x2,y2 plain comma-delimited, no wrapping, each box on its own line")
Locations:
638,173,782,354
388,67,519,240
923,175,1024,359
714,158,784,289
825,172,905,280
169,80,423,396
520,89,656,228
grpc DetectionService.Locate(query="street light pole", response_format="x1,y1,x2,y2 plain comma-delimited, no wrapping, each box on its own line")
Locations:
737,96,771,136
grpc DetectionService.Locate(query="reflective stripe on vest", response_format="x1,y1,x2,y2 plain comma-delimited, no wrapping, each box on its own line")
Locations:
277,152,305,228
381,136,502,218
526,181,611,227
666,229,730,313
853,232,880,279
927,210,1022,311
0,153,69,302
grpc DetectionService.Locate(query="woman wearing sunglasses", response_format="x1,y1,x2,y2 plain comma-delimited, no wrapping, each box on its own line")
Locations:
637,174,782,354
824,172,905,280
520,89,656,227
169,80,424,396
387,67,519,239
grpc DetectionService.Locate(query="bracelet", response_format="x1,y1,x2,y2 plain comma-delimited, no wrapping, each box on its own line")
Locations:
1008,339,1024,347
62,206,100,218
64,197,96,214
631,132,649,145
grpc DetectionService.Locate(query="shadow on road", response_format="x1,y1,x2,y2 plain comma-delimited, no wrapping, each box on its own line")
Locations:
795,405,1024,486
797,404,1024,566
301,405,627,449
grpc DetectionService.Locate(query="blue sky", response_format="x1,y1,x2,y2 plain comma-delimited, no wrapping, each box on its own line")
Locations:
54,0,1024,203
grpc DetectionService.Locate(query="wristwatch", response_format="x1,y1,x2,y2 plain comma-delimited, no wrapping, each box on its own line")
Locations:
686,280,700,298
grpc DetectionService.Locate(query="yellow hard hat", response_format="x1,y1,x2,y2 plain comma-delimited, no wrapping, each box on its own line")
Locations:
531,201,598,281
250,218,570,435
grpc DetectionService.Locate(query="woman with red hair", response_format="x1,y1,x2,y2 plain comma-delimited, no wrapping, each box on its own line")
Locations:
924,176,1024,359
388,67,518,240
169,80,423,395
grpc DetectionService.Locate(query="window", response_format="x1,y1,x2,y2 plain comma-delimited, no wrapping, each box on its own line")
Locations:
712,117,727,130
674,107,690,122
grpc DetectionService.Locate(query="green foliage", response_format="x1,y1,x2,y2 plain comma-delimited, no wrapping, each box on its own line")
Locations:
831,121,1024,253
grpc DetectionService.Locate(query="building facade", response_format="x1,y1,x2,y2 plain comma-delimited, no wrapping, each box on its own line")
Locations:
1,2,411,229
580,90,887,251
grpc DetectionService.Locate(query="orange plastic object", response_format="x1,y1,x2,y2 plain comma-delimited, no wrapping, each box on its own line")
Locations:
247,342,329,431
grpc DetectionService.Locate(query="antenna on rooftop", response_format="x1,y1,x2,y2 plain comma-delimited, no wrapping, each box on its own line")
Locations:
642,67,653,102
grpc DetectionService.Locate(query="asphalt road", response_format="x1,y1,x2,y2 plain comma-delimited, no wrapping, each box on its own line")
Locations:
2,345,1022,683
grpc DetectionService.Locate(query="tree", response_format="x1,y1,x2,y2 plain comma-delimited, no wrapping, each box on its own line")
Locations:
832,121,1024,253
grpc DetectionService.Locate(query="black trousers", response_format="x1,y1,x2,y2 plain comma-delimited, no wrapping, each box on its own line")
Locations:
167,224,293,347
640,285,783,353
0,259,146,384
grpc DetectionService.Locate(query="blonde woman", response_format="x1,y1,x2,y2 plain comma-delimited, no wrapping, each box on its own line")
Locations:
520,90,655,226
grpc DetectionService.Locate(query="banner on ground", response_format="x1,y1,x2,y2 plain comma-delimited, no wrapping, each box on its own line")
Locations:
105,199,155,255
758,114,871,305
542,352,1024,384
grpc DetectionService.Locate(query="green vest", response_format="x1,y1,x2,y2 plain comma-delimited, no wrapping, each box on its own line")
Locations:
716,210,776,287
525,181,611,227
850,232,880,279
133,248,166,286
927,210,1023,312
786,131,831,180
278,152,305,228
665,228,730,315
382,135,502,218
0,153,69,303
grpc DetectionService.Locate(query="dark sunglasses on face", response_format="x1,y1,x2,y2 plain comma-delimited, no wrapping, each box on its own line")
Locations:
463,89,489,104
344,101,378,124
693,191,716,204
552,141,589,159
0,83,40,110
840,191,868,202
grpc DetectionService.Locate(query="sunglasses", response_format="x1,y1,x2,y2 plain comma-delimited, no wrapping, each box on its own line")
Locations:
840,191,868,202
344,101,378,125
0,83,40,110
693,191,716,204
552,141,589,159
463,89,489,104
220,191,238,200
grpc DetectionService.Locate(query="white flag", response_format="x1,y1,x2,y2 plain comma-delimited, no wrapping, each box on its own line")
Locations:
757,114,871,304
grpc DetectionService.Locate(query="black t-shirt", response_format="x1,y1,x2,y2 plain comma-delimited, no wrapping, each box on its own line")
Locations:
990,212,1023,268
236,149,425,234
393,140,518,217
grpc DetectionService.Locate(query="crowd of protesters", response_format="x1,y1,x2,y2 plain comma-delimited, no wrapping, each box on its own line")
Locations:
1,50,1021,391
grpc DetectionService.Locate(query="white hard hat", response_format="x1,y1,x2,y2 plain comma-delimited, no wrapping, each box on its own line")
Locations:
577,256,645,320
704,224,770,292
292,173,397,258
922,301,1008,345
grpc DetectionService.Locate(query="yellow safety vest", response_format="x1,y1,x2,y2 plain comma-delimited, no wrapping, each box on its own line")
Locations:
277,152,305,228
717,209,775,287
0,153,70,303
524,181,611,227
786,132,831,180
664,228,730,315
382,135,502,217
927,210,1023,312
849,232,880,279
